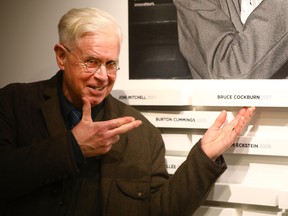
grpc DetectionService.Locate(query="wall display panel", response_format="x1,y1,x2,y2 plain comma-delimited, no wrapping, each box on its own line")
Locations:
166,153,288,215
153,108,288,157
161,106,288,215
279,190,288,210
112,1,288,214
112,0,288,107
1,0,288,105
112,80,288,107
193,206,284,216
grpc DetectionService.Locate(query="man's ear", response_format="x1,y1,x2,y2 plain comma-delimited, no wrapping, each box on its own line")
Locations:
54,44,66,70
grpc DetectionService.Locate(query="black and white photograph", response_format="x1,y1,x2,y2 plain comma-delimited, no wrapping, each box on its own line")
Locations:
128,0,191,79
129,0,288,79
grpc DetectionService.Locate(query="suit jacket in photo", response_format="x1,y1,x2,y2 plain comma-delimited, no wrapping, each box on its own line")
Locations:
174,0,288,79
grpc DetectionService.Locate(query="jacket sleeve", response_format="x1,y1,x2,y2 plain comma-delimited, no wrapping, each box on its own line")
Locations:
0,136,78,202
0,84,78,201
173,0,288,79
150,132,226,216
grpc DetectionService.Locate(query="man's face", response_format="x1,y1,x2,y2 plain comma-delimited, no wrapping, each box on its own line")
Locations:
60,33,120,108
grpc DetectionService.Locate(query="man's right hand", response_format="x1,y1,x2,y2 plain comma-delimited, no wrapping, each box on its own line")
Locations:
71,97,142,157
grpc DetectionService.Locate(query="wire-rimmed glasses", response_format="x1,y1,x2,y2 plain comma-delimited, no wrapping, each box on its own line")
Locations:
61,44,120,75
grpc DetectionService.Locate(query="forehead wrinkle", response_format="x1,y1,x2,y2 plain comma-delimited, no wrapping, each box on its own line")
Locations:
77,35,120,61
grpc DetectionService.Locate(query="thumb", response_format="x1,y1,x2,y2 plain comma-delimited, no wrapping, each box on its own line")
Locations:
81,97,92,122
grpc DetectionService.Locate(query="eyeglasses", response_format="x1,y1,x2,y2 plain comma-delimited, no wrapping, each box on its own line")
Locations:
61,44,120,75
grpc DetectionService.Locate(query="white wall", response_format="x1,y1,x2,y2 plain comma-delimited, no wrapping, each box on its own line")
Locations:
0,0,128,88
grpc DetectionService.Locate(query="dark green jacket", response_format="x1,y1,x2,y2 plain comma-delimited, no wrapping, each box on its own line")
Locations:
0,72,226,216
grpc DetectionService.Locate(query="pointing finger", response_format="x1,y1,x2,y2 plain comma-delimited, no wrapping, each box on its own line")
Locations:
108,116,139,130
106,117,142,137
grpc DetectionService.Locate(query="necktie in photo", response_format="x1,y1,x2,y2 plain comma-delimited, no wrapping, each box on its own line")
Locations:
68,109,82,129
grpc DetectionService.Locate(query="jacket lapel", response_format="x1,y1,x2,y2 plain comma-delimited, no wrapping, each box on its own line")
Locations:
40,75,66,137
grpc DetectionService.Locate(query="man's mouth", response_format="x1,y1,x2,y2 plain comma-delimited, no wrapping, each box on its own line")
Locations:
88,85,105,91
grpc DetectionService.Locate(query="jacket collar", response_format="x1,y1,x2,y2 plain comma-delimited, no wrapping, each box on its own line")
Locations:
41,72,67,137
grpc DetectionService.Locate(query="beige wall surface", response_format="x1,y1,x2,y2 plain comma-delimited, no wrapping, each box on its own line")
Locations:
0,0,127,88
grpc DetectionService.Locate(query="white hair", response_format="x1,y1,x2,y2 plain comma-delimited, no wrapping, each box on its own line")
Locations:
58,7,122,48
